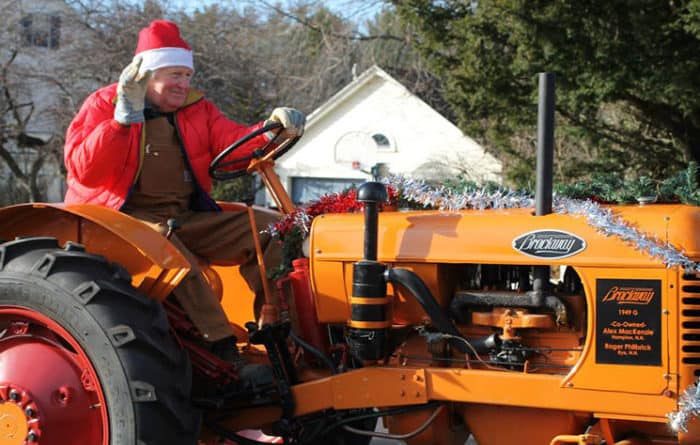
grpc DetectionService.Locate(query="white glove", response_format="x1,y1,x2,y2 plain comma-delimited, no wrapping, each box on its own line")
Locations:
114,56,152,125
265,107,306,139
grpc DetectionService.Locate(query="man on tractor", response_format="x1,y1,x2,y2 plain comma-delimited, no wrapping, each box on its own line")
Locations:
63,19,305,360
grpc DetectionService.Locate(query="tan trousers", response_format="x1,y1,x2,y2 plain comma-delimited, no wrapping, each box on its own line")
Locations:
133,209,281,342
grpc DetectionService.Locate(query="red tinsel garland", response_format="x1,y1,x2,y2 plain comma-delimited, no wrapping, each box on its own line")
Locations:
270,185,398,242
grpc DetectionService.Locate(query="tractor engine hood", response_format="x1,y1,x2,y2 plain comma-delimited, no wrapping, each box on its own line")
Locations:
307,205,700,323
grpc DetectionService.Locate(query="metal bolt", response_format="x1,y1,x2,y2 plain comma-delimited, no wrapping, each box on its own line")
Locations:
27,431,38,442
57,386,72,405
566,382,574,388
25,407,35,417
9,390,19,401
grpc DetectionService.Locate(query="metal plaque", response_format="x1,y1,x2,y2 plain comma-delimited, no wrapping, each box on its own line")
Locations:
512,230,586,259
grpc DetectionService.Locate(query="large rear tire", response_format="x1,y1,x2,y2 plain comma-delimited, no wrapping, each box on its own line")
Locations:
0,237,200,445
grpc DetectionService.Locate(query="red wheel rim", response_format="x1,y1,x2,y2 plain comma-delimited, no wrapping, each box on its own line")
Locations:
0,306,109,445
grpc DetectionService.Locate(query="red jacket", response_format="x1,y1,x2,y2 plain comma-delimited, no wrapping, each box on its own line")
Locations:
64,83,268,210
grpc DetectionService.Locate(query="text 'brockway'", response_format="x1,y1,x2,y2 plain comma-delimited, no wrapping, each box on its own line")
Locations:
601,286,655,305
512,230,586,259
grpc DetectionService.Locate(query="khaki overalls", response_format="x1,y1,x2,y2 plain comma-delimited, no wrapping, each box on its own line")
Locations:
122,115,280,341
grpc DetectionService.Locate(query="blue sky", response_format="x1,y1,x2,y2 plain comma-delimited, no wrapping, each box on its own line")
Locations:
174,0,385,24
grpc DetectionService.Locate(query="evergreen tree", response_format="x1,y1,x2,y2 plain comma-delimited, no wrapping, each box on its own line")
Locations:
392,0,700,186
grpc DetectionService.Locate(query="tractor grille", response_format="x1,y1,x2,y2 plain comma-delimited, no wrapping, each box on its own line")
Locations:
681,271,700,379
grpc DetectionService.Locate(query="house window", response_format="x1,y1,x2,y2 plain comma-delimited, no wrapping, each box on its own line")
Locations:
372,133,390,148
291,177,364,204
371,132,395,152
20,13,61,49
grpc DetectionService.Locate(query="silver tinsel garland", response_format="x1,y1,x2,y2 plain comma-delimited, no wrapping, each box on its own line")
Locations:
669,382,700,433
387,175,535,211
386,175,700,274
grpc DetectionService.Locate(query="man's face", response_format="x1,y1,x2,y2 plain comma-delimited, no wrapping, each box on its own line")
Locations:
146,66,193,112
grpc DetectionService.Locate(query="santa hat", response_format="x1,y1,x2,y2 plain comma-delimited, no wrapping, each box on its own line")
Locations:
135,20,194,72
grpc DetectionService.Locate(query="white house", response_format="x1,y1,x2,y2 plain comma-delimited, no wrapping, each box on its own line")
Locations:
1,0,89,203
271,65,502,204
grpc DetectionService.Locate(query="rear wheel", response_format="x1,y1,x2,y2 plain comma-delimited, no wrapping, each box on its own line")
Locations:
0,237,200,445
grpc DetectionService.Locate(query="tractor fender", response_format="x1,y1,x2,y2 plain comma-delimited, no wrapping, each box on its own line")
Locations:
0,203,190,300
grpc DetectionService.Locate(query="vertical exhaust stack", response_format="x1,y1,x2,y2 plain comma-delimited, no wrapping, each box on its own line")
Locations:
346,182,390,362
536,72,555,217
532,72,556,306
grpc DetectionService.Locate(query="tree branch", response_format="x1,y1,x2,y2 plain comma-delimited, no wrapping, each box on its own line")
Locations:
259,0,403,42
0,144,28,186
28,154,45,203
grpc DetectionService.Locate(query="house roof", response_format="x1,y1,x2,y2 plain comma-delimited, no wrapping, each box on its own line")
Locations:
304,65,415,131
275,64,502,187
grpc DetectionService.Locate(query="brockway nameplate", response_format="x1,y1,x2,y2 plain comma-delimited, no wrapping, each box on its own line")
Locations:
512,230,586,259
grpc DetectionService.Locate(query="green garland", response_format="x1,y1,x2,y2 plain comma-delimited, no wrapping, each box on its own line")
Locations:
555,162,700,205
268,225,305,281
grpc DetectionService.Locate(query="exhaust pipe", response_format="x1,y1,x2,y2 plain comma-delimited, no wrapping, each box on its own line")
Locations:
532,72,556,306
346,182,391,362
535,72,555,217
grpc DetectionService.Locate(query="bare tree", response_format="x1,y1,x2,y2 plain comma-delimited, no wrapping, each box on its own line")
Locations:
0,0,75,203
236,1,444,117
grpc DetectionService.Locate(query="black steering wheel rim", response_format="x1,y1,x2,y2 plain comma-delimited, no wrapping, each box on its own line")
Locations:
208,122,300,180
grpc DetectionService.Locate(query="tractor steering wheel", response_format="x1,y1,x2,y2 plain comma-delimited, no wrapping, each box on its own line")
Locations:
208,122,300,180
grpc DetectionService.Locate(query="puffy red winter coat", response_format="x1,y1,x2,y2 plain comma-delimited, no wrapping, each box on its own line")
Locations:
64,83,268,210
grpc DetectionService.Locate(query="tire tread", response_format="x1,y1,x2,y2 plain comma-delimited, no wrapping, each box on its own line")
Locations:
0,237,200,444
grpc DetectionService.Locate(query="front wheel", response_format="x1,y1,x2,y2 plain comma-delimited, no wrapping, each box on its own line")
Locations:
0,237,200,445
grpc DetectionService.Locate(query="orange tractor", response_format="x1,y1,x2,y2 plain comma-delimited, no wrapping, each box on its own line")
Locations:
0,76,699,445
